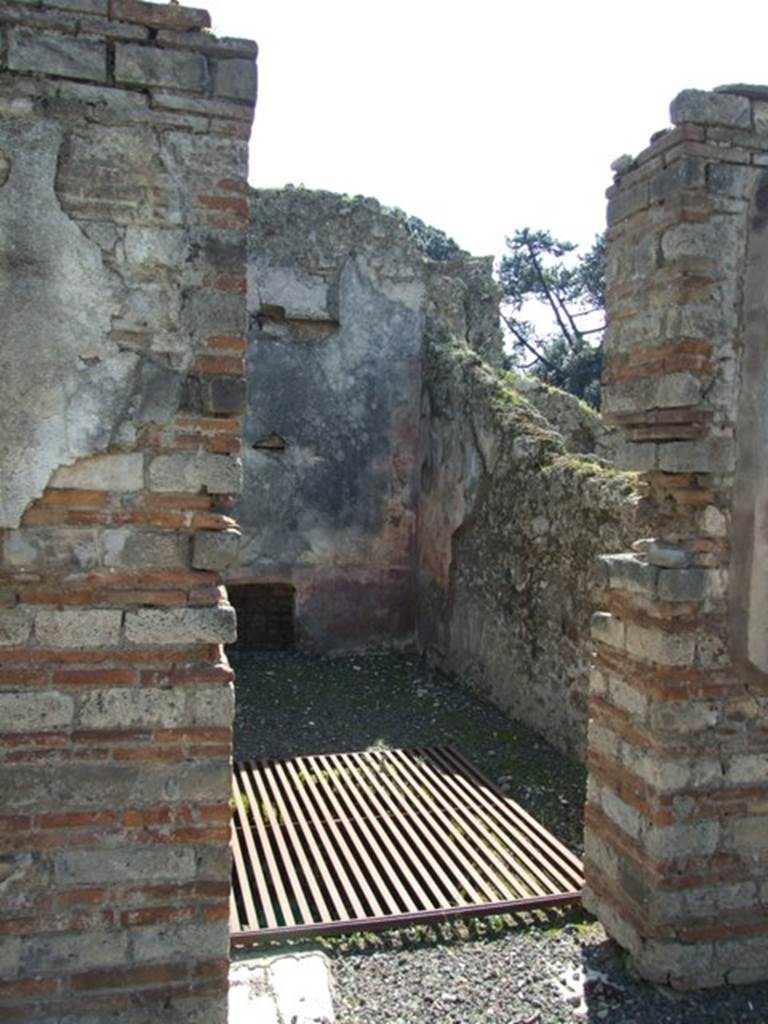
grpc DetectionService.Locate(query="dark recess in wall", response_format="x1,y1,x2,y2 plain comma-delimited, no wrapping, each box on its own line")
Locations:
229,582,296,650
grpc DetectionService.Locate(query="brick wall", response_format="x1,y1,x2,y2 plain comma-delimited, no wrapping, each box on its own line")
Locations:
584,86,768,988
0,2,256,1021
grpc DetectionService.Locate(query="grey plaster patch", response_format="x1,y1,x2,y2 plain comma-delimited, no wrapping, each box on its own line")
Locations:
0,119,137,527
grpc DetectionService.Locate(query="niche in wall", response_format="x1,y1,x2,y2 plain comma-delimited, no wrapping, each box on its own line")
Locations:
228,582,296,650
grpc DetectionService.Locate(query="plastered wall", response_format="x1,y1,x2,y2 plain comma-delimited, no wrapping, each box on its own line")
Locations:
0,3,256,1020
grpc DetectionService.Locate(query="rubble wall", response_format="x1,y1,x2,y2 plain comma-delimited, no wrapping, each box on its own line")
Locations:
416,335,638,759
0,3,256,1020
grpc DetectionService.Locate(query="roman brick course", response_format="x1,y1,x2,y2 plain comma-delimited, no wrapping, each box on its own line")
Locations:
0,2,256,1020
585,84,768,988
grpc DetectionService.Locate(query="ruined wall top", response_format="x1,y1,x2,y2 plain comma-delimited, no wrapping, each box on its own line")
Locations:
249,187,504,367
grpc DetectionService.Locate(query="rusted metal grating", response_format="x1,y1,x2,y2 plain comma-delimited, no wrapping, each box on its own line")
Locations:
230,745,584,943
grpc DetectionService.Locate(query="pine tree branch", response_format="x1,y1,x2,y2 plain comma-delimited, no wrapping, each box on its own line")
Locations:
500,312,559,372
524,238,577,349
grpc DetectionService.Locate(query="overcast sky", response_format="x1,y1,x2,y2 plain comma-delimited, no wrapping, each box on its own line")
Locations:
206,0,768,260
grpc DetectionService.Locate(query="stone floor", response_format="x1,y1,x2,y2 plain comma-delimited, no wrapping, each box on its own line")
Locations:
229,950,335,1024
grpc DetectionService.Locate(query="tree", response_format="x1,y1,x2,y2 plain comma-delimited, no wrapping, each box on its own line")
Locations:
498,228,605,408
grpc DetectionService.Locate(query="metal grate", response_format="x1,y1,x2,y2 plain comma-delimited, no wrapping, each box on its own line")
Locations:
230,745,584,943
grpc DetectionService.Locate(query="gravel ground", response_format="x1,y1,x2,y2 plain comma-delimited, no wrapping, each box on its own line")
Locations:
232,650,768,1024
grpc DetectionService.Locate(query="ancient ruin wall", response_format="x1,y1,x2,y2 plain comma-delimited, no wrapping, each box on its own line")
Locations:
584,86,768,988
0,3,256,1020
416,336,638,759
238,190,501,651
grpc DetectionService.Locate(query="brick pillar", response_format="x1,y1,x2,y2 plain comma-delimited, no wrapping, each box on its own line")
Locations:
584,86,768,988
0,2,256,1021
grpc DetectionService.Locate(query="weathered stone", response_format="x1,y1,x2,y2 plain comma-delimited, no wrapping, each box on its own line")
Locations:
34,609,122,647
657,439,735,474
76,685,233,729
0,609,33,646
657,567,707,602
591,611,626,649
213,58,257,102
7,29,106,81
202,376,247,415
2,527,102,572
624,622,696,666
124,604,236,645
192,528,241,570
0,692,73,732
599,553,658,595
114,43,208,92
670,88,751,128
54,846,197,884
104,528,188,568
50,452,143,491
109,0,211,30
20,930,132,976
148,452,243,494
646,542,693,569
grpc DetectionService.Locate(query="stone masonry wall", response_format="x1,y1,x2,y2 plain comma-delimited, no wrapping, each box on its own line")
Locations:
0,3,256,1021
417,335,638,759
584,86,768,987
237,189,501,651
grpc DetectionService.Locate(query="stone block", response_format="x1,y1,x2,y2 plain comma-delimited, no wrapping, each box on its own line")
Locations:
606,181,649,226
110,0,211,31
645,820,720,859
657,567,707,602
131,921,228,964
213,58,257,103
648,701,719,734
600,553,658,595
50,452,143,491
590,611,625,649
148,452,243,494
725,754,768,785
114,43,208,92
54,846,197,884
20,929,131,977
0,691,73,732
7,28,106,81
661,220,737,264
193,529,241,570
612,440,657,472
34,608,122,648
650,157,706,202
2,528,102,573
182,287,246,340
202,376,247,415
104,528,188,569
76,685,232,729
624,622,695,666
608,677,648,719
124,604,236,645
657,439,735,474
600,786,642,839
133,360,184,425
0,609,33,646
45,0,108,13
647,542,693,569
0,936,20,981
670,89,751,129
636,938,715,986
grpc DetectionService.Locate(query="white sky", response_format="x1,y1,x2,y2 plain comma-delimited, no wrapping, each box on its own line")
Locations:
206,0,768,260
